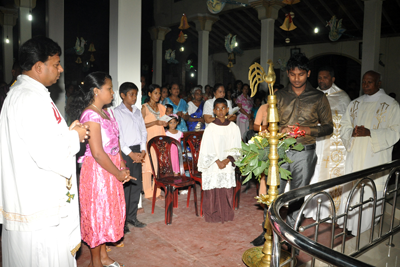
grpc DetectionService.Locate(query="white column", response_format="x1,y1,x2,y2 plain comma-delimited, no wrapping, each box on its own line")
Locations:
16,0,35,46
149,27,170,86
361,0,383,87
110,0,142,108
193,14,218,87
0,8,17,83
47,0,65,116
250,0,283,90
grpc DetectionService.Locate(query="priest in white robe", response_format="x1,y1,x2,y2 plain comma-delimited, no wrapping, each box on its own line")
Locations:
0,37,88,267
338,70,400,235
304,67,351,220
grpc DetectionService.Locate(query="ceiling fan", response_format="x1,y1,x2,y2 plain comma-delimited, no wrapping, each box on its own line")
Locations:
207,0,248,14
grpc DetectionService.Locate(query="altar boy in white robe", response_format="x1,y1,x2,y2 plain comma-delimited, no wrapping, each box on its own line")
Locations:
198,98,242,223
0,37,89,267
303,66,351,220
339,70,400,235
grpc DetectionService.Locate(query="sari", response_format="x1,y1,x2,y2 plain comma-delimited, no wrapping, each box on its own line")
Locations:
187,101,205,131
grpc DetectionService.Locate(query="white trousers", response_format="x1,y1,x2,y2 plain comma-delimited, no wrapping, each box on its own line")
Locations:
2,220,77,267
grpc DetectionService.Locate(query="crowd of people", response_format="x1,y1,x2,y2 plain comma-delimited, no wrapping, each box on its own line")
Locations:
0,36,399,267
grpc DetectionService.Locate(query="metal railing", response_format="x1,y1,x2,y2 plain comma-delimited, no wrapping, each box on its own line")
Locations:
268,160,400,267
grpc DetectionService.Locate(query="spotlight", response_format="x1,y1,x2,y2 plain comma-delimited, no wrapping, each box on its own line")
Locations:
314,27,319,34
5,36,9,44
180,46,184,52
235,42,238,47
190,73,194,77
28,13,32,21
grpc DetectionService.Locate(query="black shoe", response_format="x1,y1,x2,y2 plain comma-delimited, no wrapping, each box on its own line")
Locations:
126,219,147,228
124,224,130,234
251,233,266,246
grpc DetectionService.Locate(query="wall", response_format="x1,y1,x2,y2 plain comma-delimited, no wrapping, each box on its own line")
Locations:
210,36,400,95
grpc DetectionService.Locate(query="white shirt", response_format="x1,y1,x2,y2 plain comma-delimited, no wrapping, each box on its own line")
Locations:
0,75,80,234
114,102,147,155
203,97,233,127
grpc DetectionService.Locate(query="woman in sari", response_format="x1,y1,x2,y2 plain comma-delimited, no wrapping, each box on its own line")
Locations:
162,83,188,132
187,87,205,131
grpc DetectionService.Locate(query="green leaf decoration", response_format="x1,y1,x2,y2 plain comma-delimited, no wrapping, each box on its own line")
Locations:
283,137,297,146
292,143,304,151
242,172,253,184
279,167,292,180
241,141,250,152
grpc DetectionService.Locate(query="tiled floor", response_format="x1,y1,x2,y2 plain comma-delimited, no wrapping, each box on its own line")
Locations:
0,183,398,267
76,184,266,267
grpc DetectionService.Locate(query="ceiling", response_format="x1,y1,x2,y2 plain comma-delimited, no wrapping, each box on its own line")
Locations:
171,0,400,54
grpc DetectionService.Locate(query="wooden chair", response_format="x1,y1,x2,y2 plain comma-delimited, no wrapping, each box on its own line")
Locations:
183,132,204,215
148,135,198,225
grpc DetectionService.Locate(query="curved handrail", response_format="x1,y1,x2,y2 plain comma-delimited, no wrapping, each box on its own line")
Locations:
268,160,400,267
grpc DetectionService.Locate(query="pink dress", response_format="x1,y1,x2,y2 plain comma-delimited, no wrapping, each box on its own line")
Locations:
166,130,183,173
78,109,126,248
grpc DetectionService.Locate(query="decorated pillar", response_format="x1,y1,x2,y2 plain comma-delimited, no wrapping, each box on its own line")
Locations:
192,14,218,88
149,26,171,86
361,0,383,92
109,0,142,108
47,0,65,115
250,0,284,89
0,8,17,84
15,0,36,46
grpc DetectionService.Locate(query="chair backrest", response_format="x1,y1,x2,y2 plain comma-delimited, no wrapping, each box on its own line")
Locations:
183,132,203,175
147,135,185,179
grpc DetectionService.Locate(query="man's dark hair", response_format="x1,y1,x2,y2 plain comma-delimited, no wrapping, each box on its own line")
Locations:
19,36,62,71
119,82,138,99
318,66,335,78
213,97,228,108
286,53,310,72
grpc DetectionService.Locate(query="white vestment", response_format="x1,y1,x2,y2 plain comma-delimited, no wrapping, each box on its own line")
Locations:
198,121,242,190
304,84,351,220
0,75,81,266
338,89,400,234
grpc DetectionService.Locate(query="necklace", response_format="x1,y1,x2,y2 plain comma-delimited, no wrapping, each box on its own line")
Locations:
148,102,157,111
92,104,106,117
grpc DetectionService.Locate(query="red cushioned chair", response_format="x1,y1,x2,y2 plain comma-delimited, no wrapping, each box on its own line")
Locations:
183,132,204,215
148,135,198,225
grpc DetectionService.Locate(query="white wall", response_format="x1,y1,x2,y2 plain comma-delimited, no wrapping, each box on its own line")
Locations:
210,36,400,95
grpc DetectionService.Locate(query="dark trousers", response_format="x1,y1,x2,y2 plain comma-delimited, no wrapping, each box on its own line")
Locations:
122,145,143,222
261,146,317,232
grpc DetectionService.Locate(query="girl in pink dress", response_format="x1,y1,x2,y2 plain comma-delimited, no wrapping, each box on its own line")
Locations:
165,114,183,175
74,72,135,267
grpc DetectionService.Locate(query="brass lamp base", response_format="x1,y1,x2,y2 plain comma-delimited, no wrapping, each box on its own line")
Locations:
242,247,295,267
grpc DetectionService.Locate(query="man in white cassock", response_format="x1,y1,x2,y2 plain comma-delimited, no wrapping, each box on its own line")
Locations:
0,37,89,267
338,70,400,235
303,66,351,220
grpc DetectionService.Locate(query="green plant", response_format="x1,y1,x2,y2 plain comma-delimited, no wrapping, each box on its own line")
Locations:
234,134,304,184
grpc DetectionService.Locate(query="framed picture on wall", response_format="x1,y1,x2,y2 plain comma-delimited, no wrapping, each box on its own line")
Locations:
290,48,301,57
